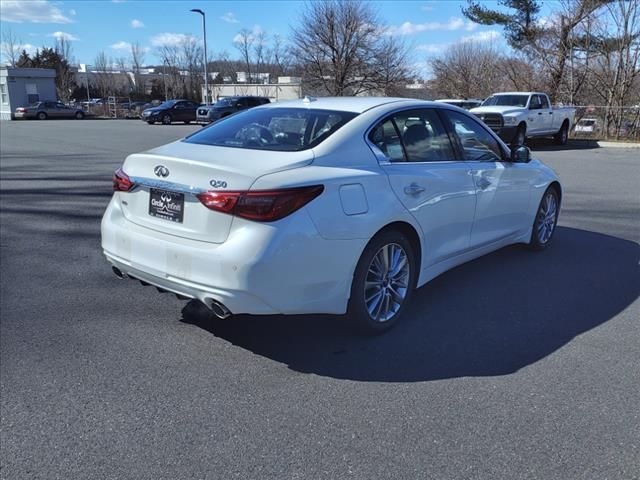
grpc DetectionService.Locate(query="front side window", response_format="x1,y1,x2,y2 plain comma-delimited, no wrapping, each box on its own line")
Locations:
441,110,504,162
368,109,455,162
184,107,358,151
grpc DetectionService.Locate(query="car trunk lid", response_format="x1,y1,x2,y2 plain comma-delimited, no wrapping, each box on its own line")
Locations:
119,140,313,243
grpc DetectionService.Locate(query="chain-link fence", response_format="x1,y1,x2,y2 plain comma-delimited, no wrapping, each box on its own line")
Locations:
570,105,640,141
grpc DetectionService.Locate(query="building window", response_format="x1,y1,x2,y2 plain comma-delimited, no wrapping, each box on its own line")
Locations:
0,84,7,104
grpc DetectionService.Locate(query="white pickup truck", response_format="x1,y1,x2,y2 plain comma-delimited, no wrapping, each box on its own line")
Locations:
470,92,575,146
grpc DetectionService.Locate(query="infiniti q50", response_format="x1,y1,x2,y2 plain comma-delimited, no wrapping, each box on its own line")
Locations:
101,97,561,333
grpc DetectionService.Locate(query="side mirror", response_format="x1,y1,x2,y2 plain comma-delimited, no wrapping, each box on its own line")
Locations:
511,145,531,163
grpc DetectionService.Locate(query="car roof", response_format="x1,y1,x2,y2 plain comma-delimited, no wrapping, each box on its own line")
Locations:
490,92,545,96
260,96,437,113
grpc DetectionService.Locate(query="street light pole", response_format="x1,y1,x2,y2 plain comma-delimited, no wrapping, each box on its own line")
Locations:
190,8,209,105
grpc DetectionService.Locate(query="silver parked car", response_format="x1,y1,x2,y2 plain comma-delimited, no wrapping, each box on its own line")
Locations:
14,101,85,120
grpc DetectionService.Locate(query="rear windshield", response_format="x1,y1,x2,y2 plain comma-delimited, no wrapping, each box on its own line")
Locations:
184,107,358,151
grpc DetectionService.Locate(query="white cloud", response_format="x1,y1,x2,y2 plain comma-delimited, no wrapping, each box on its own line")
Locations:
150,32,196,47
48,31,79,41
220,12,239,23
0,0,73,24
69,9,76,16
110,41,131,50
416,43,447,54
130,19,144,28
387,17,476,36
461,30,502,43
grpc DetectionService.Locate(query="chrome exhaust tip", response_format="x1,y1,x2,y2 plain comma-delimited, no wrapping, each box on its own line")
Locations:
209,299,232,319
112,266,125,279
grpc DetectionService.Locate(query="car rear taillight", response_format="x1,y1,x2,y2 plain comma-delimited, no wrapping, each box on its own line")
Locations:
16,108,26,112
113,167,135,192
196,185,324,222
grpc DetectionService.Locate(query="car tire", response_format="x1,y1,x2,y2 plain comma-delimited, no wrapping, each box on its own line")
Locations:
184,120,191,124
147,121,155,125
554,121,569,145
37,112,47,120
75,111,84,120
348,230,417,334
528,186,560,251
162,114,172,125
513,124,526,146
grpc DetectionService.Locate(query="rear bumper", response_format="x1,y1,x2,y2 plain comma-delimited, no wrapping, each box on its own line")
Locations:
101,196,366,316
14,112,34,119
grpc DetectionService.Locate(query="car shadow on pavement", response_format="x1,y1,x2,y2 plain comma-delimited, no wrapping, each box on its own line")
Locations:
527,138,600,151
181,226,639,382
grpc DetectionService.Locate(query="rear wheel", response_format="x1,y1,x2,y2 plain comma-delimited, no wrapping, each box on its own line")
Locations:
161,114,172,125
75,111,84,120
147,121,155,125
37,112,47,120
554,121,569,145
184,120,191,124
529,187,559,251
348,230,417,334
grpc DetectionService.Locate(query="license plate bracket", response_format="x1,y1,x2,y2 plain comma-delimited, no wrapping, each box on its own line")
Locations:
148,188,184,223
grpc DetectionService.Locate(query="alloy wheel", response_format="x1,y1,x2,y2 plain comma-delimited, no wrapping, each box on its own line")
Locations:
364,243,410,322
537,192,557,244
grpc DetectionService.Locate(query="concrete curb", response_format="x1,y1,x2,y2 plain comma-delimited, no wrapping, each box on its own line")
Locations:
596,141,640,149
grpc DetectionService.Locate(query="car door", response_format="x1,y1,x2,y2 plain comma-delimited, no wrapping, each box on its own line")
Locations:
55,102,74,118
538,94,554,132
370,108,477,266
43,101,58,117
440,109,532,248
172,101,187,121
527,95,545,134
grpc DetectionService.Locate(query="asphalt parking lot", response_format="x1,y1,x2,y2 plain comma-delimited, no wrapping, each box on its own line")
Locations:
1,120,639,480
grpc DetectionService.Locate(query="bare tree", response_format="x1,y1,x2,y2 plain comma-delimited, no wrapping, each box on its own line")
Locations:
2,28,22,67
429,41,507,99
181,37,204,100
253,30,268,81
270,34,292,76
234,29,255,81
93,51,116,99
290,0,411,96
130,42,146,98
53,36,75,102
586,0,640,137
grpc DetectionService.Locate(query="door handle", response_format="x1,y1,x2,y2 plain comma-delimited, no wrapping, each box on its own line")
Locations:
538,112,543,115
404,183,425,196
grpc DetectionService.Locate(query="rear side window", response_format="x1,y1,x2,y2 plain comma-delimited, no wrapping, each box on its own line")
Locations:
184,107,358,151
368,108,456,162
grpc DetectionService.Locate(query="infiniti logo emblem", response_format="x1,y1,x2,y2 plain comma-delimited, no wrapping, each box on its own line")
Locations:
154,165,170,178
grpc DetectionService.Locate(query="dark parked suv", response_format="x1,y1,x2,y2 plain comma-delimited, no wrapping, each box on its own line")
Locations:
196,96,270,125
141,99,199,125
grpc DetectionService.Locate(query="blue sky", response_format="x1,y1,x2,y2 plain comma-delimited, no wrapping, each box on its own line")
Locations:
1,0,557,70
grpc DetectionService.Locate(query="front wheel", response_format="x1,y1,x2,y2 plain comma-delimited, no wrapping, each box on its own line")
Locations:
37,112,47,120
529,187,559,251
75,111,84,120
184,120,191,124
513,124,526,146
348,230,417,334
161,114,172,125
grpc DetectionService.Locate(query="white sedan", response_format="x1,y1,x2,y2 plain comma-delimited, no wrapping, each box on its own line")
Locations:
102,97,561,333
